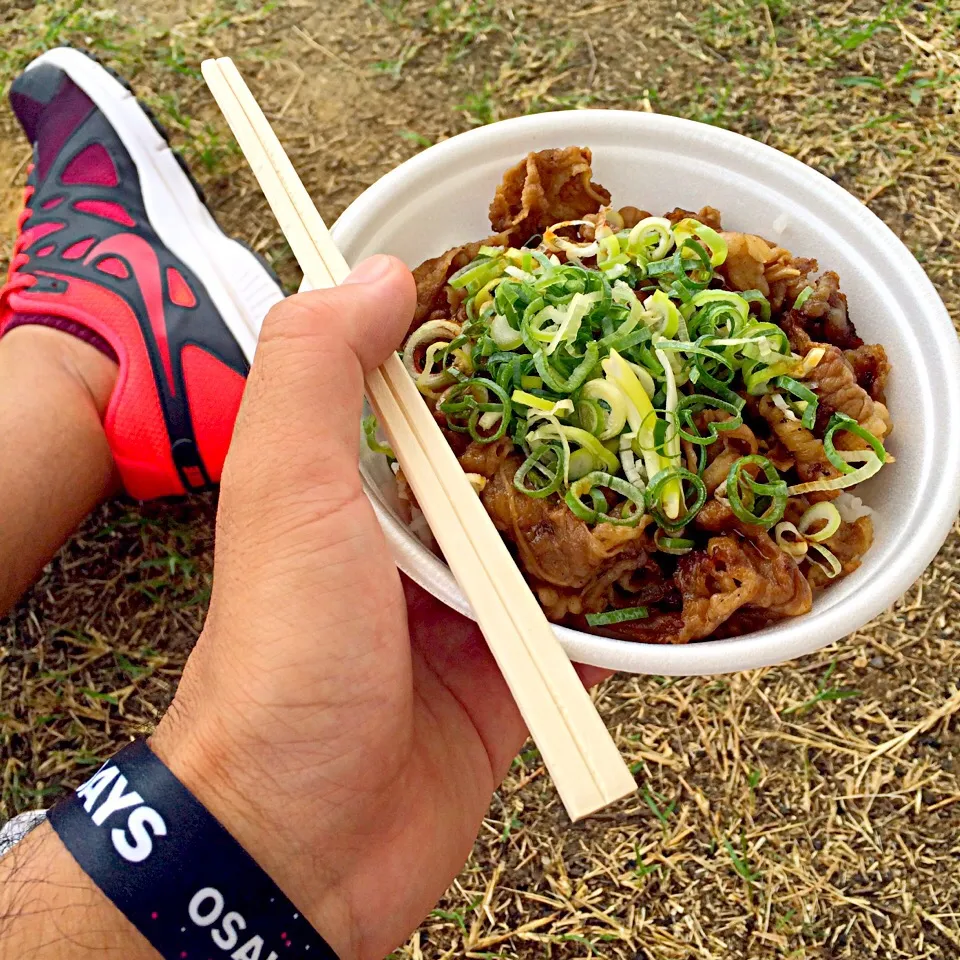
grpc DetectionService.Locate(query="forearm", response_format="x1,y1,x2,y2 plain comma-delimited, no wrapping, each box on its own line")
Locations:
0,821,156,959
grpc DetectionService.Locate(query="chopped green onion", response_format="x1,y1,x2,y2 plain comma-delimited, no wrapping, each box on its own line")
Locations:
474,277,502,311
643,289,680,338
774,521,808,559
654,346,683,519
689,350,743,409
672,217,728,267
786,450,884,495
676,394,744,445
774,376,818,430
579,379,629,440
739,289,772,322
489,311,523,349
797,501,842,543
603,349,666,501
362,414,394,459
574,396,603,435
527,423,620,474
774,501,844,563
438,378,513,443
619,431,644,489
534,342,599,394
726,455,788,529
654,529,695,555
544,219,600,258
807,542,842,578
511,389,572,417
686,290,749,339
565,482,607,521
448,255,503,292
403,319,464,394
513,443,564,498
626,217,674,260
794,345,826,379
793,286,813,309
646,238,713,293
586,606,650,626
545,291,601,356
645,466,707,531
743,356,797,395
565,471,647,527
388,213,887,540
823,413,888,475
567,448,597,480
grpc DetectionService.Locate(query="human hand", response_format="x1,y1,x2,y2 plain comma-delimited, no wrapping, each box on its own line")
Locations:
150,255,604,959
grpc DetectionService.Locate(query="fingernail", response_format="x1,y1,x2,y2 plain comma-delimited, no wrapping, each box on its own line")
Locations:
344,254,394,286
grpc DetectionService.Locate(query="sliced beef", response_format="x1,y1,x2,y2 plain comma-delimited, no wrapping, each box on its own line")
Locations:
618,205,653,228
806,344,891,442
768,256,818,314
664,205,723,231
844,343,890,404
488,147,611,245
758,395,841,502
717,231,803,298
781,271,863,350
805,516,874,591
410,239,486,331
698,411,759,496
672,533,812,643
476,451,652,590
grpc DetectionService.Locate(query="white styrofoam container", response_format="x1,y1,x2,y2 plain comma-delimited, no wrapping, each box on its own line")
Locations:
326,110,960,675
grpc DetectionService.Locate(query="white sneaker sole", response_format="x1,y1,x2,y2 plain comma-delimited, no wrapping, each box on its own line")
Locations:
26,47,284,364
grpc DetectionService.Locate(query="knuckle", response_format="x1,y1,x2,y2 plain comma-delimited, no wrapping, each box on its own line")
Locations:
259,291,344,345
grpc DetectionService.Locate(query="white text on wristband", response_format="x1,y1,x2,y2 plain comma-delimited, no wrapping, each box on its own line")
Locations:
49,739,338,960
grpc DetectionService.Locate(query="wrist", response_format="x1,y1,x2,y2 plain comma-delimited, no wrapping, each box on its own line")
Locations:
149,686,359,958
0,821,156,959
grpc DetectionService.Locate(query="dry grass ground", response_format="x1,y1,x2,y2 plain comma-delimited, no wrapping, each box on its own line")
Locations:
1,1,959,957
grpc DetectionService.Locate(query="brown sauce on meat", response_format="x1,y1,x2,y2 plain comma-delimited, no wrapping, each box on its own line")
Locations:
404,148,887,643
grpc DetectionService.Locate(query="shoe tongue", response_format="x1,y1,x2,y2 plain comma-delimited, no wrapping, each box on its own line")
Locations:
10,70,95,181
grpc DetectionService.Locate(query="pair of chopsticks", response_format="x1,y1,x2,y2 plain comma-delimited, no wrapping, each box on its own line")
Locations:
201,58,636,820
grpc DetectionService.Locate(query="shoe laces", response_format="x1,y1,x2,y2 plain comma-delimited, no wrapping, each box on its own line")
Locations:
0,165,38,305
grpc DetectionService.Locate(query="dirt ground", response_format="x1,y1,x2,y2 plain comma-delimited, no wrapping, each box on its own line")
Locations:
1,1,959,957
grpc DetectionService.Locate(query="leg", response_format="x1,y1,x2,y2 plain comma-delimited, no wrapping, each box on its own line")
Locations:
0,50,285,611
0,328,118,612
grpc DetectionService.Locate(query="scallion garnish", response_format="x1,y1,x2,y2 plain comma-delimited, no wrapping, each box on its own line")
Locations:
725,455,788,529
646,466,707,531
793,286,813,309
438,378,513,443
362,414,394,460
774,376,819,430
566,471,647,526
513,443,564,498
386,205,891,564
822,412,888,475
586,606,650,627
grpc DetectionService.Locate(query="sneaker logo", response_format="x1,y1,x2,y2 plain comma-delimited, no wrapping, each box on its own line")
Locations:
83,234,176,394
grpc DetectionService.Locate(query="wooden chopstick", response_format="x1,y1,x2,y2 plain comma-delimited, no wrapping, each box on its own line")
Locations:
205,57,633,802
201,57,636,819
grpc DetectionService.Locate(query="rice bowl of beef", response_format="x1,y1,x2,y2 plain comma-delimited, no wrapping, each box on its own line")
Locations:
318,110,960,676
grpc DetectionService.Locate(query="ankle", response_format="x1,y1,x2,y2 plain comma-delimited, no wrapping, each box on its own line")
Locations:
1,324,118,418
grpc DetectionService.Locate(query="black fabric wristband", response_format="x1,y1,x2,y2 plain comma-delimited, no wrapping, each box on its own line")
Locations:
48,738,339,960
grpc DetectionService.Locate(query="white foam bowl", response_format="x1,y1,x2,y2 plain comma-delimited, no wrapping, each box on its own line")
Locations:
326,110,960,676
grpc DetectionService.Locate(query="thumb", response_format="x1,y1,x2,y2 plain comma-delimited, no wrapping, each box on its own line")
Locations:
222,254,416,511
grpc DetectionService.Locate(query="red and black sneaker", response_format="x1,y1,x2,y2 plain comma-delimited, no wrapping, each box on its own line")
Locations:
0,47,284,499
